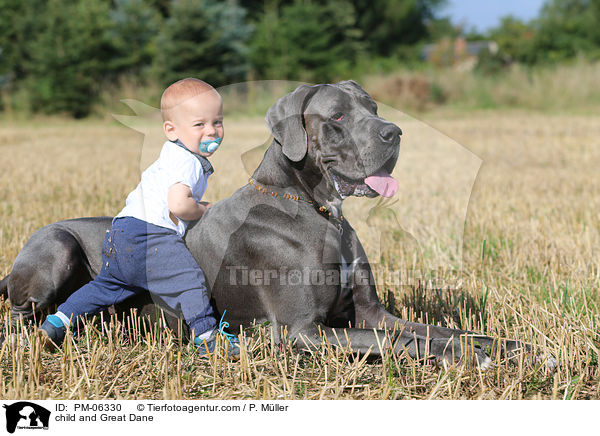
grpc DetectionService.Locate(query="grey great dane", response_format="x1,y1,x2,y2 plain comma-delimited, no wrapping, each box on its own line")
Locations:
1,81,533,368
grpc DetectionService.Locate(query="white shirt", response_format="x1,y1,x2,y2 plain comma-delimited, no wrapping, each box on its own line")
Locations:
115,140,210,236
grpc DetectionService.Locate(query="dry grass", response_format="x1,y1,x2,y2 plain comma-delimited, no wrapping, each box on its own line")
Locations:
363,60,600,113
0,109,598,399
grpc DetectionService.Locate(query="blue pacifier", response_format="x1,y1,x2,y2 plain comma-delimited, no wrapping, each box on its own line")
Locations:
199,137,222,153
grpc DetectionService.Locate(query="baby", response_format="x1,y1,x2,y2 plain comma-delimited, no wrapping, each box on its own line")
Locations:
39,78,239,357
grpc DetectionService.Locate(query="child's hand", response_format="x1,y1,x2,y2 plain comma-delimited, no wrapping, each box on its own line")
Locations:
197,201,211,218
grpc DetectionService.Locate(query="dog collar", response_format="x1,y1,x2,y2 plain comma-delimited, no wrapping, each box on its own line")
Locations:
248,177,344,231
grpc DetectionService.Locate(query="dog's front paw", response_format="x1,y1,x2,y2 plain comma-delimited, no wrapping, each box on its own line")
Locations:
430,337,493,371
501,340,558,371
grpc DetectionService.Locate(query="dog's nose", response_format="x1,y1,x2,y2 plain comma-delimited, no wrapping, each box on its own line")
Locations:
379,124,402,144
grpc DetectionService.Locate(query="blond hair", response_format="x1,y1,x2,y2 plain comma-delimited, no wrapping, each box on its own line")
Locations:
160,78,218,121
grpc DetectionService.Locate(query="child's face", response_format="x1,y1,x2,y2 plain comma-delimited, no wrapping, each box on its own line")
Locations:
163,90,224,157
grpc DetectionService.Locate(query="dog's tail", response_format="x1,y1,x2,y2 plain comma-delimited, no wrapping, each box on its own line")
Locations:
0,274,9,300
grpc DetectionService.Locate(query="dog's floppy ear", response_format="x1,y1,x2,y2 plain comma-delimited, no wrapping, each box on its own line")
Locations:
266,84,316,162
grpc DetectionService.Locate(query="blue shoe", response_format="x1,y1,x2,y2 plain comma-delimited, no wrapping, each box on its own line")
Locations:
39,315,67,350
195,312,240,358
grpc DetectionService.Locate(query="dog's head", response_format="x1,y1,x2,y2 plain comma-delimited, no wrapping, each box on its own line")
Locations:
266,80,401,200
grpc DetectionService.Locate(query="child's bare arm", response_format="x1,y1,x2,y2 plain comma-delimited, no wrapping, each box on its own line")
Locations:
168,183,211,222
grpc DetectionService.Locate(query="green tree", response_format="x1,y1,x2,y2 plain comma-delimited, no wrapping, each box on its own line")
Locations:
533,0,600,62
350,0,446,57
427,16,462,42
238,0,294,22
107,0,162,78
26,0,114,117
249,0,362,82
152,0,252,87
488,16,537,64
0,0,45,85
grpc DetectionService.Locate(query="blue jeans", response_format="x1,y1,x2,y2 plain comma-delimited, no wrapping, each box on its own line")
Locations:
58,217,216,335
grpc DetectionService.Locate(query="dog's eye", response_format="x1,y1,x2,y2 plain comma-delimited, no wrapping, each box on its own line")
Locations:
332,112,344,121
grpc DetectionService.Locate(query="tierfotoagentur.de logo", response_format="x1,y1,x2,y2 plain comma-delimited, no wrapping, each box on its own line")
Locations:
3,402,50,433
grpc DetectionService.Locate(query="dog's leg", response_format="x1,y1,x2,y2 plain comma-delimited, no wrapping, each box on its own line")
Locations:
348,267,546,366
291,324,492,369
342,230,555,367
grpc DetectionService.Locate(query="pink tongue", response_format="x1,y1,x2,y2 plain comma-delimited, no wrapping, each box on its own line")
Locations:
364,169,398,197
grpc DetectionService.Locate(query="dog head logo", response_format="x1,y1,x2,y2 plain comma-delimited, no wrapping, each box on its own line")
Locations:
3,402,50,433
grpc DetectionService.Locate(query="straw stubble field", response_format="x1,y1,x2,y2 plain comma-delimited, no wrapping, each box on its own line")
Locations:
0,110,598,399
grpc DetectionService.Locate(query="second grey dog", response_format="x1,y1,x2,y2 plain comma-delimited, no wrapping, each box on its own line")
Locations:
1,81,532,368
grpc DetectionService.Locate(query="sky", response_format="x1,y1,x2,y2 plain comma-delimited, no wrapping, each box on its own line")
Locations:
441,0,547,33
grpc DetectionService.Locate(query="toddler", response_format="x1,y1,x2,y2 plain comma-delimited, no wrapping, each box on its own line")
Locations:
39,78,238,357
